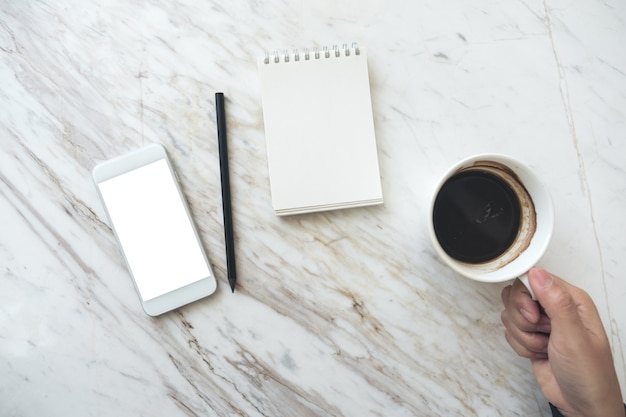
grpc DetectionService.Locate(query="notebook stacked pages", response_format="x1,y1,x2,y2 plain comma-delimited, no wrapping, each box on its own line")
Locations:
257,44,383,216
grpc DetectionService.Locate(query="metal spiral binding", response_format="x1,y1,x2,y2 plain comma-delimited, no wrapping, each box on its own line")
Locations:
263,43,360,64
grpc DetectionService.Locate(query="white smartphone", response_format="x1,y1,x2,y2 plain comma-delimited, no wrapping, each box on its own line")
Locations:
92,143,217,316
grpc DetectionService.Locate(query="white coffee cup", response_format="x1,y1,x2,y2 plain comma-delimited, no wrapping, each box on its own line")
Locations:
428,154,554,298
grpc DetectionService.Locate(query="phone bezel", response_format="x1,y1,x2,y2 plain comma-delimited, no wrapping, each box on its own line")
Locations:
92,143,217,316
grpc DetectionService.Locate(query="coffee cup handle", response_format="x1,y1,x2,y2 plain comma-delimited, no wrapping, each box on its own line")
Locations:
519,273,537,300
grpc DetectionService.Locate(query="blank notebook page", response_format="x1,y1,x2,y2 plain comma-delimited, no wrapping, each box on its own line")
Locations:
258,46,383,216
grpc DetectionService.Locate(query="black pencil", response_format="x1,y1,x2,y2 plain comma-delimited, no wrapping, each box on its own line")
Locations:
215,92,237,293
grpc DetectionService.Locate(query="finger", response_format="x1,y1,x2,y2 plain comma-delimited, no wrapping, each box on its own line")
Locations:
504,329,549,359
510,278,542,323
502,313,550,354
529,268,585,332
501,307,538,334
501,306,552,335
555,281,605,336
501,279,543,333
535,312,552,334
501,284,512,305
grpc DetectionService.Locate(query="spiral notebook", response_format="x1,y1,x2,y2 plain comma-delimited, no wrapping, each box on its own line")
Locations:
257,44,383,216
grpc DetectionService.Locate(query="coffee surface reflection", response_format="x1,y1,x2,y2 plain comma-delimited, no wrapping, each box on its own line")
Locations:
433,170,521,264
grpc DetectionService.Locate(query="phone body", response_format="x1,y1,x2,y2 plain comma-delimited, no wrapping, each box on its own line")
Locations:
92,143,217,316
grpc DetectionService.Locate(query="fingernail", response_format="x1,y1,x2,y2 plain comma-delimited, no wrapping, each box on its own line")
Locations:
532,267,553,288
520,308,534,322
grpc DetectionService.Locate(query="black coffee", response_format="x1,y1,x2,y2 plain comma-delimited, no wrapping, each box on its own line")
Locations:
433,170,521,263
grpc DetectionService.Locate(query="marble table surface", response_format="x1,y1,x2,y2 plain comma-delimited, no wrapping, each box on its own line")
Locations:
2,1,625,416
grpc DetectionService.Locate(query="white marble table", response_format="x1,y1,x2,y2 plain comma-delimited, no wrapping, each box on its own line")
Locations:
2,1,625,415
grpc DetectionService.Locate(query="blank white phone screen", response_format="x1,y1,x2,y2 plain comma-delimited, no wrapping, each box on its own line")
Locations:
98,159,210,301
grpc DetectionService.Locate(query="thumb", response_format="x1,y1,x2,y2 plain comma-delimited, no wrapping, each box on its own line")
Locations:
528,268,584,330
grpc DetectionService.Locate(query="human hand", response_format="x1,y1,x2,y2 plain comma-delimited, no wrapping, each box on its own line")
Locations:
501,267,624,417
